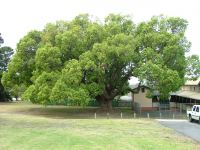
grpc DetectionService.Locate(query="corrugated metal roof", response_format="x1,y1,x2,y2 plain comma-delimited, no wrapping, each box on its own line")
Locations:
185,78,200,86
171,90,200,100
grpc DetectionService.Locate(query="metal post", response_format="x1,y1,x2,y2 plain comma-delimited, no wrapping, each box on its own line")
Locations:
121,112,123,119
134,113,136,118
160,112,162,119
94,113,96,119
107,112,109,119
173,113,175,119
147,113,149,119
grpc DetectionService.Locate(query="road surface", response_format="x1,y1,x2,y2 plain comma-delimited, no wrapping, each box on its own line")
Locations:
157,119,200,142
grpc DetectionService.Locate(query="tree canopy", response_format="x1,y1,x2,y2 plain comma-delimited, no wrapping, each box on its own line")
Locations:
0,34,13,101
134,15,190,100
2,14,190,109
0,33,4,45
186,55,200,80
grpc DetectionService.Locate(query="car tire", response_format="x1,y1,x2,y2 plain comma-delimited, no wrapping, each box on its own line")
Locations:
189,115,193,122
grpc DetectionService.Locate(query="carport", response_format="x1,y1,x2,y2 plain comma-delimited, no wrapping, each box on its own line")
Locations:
170,91,200,111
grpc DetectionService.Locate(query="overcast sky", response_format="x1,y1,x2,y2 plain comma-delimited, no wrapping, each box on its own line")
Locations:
1,0,199,56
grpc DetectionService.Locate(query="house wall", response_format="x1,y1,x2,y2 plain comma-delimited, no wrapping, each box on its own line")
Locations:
181,85,200,92
132,88,156,110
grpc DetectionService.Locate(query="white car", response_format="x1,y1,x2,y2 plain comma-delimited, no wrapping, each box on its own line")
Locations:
187,105,200,123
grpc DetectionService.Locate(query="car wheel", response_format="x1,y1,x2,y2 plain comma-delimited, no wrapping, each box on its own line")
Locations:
189,115,193,122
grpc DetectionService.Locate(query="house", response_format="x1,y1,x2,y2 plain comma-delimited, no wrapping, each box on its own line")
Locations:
181,78,200,92
131,84,159,111
120,83,159,111
170,78,200,111
120,77,200,112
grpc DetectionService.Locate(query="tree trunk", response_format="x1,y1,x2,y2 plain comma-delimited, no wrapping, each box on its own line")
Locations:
96,84,118,112
15,96,18,101
100,98,112,112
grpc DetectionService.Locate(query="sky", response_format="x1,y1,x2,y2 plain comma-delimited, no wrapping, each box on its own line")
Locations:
0,0,200,56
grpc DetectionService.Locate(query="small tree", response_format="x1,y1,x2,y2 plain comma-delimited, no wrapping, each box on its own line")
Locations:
186,55,200,80
0,33,13,101
0,33,4,45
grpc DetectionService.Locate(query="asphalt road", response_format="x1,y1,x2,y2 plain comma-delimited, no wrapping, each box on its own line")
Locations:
157,119,200,142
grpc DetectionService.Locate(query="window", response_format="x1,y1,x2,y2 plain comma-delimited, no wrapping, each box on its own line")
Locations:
141,87,145,93
193,106,196,111
152,96,158,102
196,107,199,112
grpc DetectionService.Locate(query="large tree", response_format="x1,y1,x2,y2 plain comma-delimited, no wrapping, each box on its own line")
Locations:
3,14,190,109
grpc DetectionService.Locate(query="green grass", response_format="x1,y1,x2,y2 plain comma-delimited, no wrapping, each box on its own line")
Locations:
0,102,199,150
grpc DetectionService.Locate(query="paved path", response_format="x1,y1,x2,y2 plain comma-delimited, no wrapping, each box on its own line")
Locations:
157,119,200,142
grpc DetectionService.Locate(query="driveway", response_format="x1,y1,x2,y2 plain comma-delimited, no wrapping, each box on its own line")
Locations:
157,119,200,142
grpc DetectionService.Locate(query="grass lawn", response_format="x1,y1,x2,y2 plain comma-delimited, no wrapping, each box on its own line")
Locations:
0,102,199,150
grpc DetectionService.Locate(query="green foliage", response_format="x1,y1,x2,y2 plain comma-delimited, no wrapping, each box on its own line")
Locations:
137,61,182,100
22,85,36,102
186,55,200,80
35,45,62,72
0,33,4,45
50,60,90,106
23,72,60,104
0,46,13,72
0,35,13,101
3,14,190,106
105,14,135,35
0,73,11,101
2,31,41,100
135,15,190,100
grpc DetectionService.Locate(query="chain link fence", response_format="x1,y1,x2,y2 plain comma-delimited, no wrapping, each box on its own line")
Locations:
132,102,188,119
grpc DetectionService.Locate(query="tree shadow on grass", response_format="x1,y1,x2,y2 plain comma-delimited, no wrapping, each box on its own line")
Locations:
24,107,134,119
0,102,134,119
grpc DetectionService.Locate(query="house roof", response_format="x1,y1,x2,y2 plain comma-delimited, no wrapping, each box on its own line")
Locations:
171,90,200,101
185,78,200,86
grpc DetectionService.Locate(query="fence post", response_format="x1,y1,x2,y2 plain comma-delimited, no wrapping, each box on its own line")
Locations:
134,113,136,119
107,112,109,119
159,103,161,112
94,113,96,119
173,113,175,119
147,113,149,119
160,112,162,119
121,112,123,119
